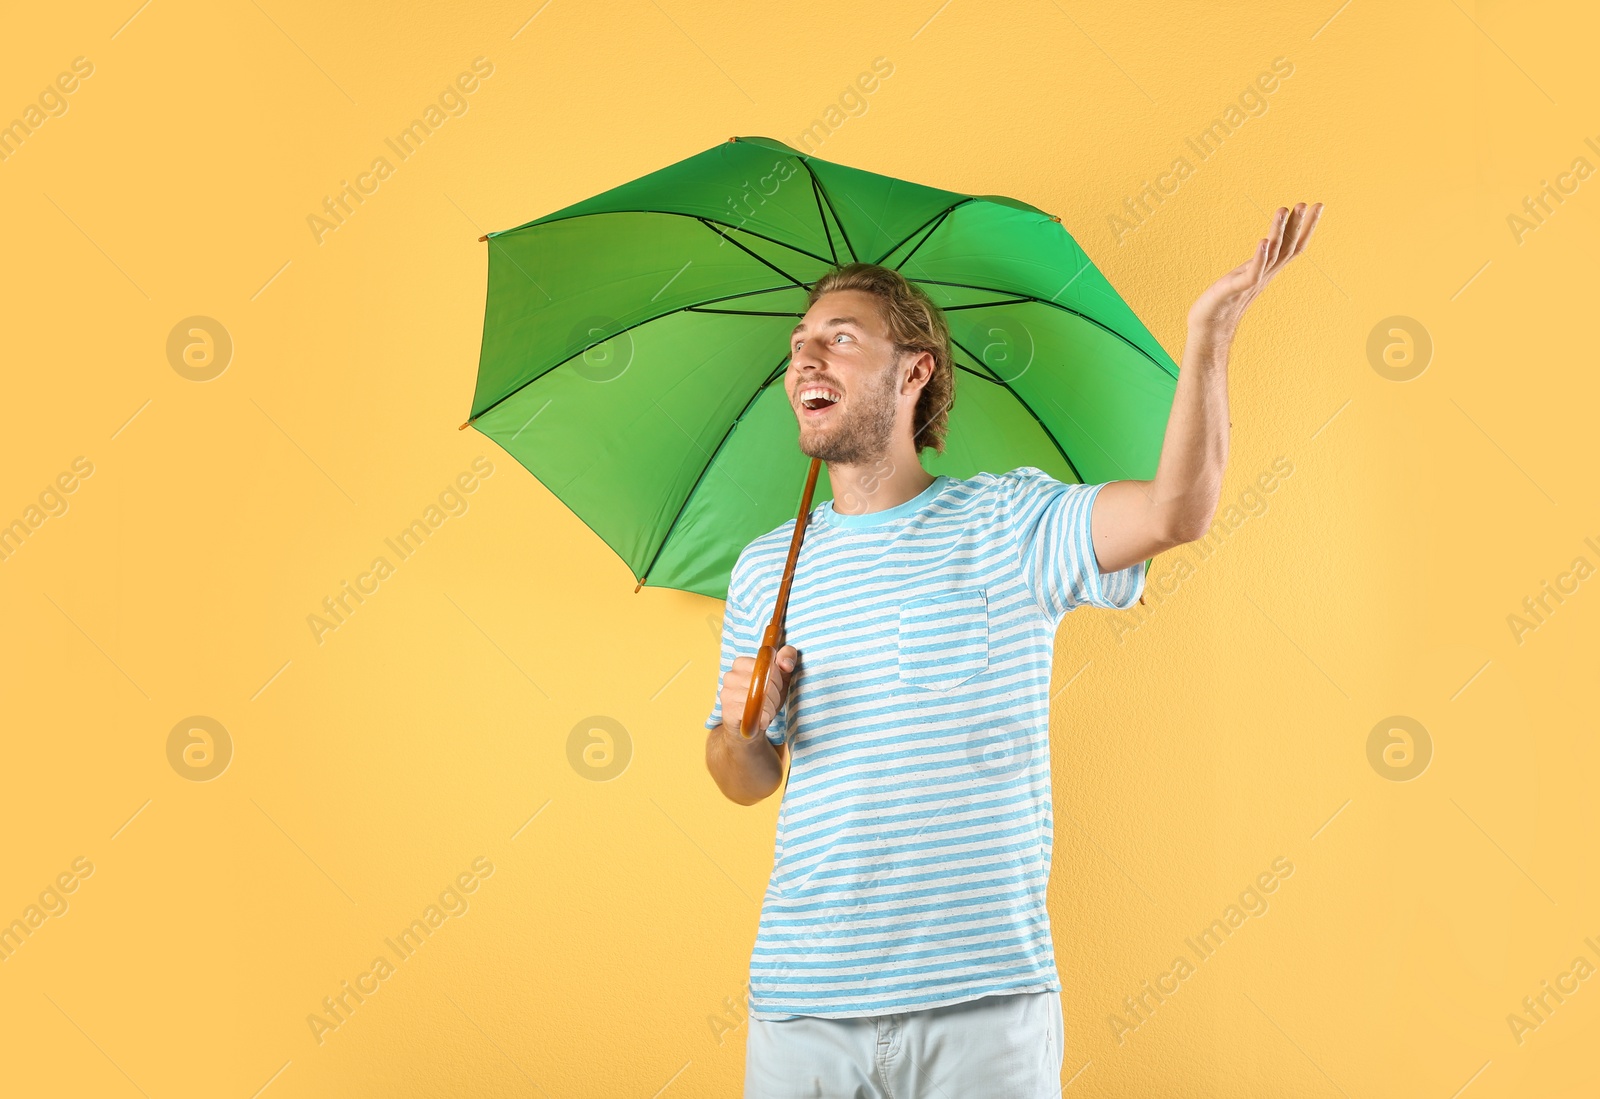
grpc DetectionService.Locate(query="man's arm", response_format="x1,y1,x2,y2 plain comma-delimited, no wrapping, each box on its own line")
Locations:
1091,202,1324,574
704,645,797,805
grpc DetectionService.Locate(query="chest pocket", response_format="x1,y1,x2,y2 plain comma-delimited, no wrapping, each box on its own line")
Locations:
897,588,990,691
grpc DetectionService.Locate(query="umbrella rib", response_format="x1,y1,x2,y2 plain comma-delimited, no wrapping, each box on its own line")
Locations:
909,277,1178,381
940,297,1034,310
952,359,1005,382
797,159,857,263
806,168,839,266
948,332,1085,485
695,218,810,288
469,284,797,423
884,201,969,268
634,353,794,589
687,307,805,317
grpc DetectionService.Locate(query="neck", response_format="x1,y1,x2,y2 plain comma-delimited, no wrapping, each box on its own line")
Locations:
824,437,935,516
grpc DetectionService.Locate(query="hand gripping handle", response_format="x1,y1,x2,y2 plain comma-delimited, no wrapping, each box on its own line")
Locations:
739,622,782,742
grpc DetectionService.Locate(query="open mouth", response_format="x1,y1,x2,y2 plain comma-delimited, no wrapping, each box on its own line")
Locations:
799,385,842,416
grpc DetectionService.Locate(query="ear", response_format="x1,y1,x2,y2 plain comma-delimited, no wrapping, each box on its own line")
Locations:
900,348,935,395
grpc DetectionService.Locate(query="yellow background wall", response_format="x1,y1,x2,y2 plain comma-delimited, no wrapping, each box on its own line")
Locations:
2,1,1595,1095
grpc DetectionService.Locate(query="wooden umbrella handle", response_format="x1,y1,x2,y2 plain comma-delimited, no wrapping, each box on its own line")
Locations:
739,456,822,741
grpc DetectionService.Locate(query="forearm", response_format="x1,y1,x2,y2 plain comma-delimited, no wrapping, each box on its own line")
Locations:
1147,325,1232,541
705,723,784,805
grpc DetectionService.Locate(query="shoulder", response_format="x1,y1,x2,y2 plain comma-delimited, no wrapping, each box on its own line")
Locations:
994,465,1094,503
996,465,1065,490
947,466,1059,491
730,518,799,598
963,466,1068,507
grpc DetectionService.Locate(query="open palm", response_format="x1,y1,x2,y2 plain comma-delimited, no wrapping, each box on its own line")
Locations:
1188,202,1324,338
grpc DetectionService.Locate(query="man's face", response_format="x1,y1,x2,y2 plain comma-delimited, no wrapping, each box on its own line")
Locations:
786,290,909,465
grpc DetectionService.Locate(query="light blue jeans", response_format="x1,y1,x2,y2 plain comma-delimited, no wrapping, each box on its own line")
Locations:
744,991,1064,1098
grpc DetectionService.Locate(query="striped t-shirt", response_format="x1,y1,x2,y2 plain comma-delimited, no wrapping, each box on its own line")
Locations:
705,466,1147,1020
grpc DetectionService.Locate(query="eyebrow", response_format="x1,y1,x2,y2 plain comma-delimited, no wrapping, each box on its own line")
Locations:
791,316,861,339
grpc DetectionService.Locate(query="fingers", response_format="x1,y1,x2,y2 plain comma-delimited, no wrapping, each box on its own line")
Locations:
721,647,799,738
755,649,793,735
1271,202,1323,269
734,647,795,669
1223,236,1270,298
1263,206,1293,271
1288,202,1324,259
1254,201,1323,287
767,646,798,705
729,646,795,737
1278,203,1310,266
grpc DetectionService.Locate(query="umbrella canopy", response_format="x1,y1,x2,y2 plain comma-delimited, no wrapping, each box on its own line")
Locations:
463,135,1177,601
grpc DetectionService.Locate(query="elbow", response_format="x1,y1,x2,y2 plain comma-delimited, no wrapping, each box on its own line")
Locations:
1172,479,1226,544
1165,502,1218,546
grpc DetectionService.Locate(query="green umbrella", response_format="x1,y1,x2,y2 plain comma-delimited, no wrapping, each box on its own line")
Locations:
461,135,1176,606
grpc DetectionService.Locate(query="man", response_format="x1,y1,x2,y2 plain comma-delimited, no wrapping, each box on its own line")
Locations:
704,203,1323,1097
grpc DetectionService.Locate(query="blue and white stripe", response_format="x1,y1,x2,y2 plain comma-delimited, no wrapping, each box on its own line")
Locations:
706,466,1146,1019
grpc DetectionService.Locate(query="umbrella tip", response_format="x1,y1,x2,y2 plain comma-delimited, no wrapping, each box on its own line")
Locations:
728,136,738,142
634,579,644,593
458,420,472,431
477,234,488,242
1049,214,1061,222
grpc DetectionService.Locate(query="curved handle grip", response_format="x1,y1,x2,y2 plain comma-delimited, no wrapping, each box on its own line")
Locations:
739,639,777,742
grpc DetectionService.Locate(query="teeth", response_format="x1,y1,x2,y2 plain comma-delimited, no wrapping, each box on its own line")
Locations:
799,386,841,406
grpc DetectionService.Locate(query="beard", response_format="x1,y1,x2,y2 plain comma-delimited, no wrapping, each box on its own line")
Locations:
799,359,900,465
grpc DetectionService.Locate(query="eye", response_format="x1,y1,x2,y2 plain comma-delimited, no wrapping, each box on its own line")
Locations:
792,331,855,351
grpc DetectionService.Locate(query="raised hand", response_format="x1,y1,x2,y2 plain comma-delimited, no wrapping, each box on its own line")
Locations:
1187,202,1324,345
